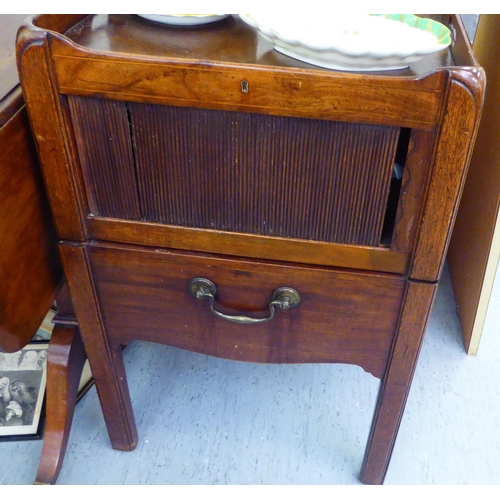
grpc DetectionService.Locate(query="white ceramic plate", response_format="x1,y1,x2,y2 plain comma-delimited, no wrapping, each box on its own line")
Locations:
138,14,230,26
239,14,451,71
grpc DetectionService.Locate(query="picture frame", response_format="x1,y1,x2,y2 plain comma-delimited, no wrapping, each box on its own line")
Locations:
0,343,48,441
77,360,94,402
32,304,95,401
30,307,56,343
0,304,94,441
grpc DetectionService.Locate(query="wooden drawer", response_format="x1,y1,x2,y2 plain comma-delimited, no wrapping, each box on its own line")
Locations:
88,242,406,378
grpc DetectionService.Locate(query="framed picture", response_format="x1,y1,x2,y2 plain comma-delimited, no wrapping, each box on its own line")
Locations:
0,343,48,440
31,304,95,402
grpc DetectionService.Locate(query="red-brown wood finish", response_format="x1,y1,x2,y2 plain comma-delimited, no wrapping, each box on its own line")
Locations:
16,22,88,242
0,106,61,352
86,217,411,275
59,243,138,451
34,283,87,485
17,14,485,485
34,324,85,485
1,14,89,487
0,14,62,352
360,280,437,484
1,14,92,487
69,95,400,246
89,242,406,378
390,129,435,254
410,72,485,281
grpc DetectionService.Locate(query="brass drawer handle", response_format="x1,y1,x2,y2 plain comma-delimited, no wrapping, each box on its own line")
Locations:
188,278,300,324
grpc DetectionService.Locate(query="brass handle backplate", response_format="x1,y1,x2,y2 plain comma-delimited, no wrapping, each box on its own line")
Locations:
188,277,300,324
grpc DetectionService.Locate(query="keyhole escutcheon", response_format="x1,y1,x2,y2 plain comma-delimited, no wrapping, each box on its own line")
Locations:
241,80,249,93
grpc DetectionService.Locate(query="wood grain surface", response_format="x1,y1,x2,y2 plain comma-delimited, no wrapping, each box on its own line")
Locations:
448,14,500,354
89,242,406,378
0,107,61,352
15,14,485,485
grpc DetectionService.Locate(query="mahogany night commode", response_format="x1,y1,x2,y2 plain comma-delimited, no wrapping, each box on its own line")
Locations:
16,14,485,484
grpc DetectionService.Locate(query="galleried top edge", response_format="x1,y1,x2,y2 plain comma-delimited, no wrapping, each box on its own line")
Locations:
17,14,482,80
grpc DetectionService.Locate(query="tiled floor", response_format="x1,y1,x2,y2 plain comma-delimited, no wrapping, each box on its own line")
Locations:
1,262,499,485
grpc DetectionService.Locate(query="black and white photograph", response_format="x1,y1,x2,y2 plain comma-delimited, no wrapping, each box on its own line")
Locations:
0,343,48,440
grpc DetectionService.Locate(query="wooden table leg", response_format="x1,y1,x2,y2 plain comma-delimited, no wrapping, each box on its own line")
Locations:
34,323,86,485
33,282,87,485
59,244,138,452
360,281,438,485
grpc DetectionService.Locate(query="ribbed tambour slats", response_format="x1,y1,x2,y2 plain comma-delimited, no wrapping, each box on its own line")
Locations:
128,103,399,246
67,96,141,219
68,96,401,246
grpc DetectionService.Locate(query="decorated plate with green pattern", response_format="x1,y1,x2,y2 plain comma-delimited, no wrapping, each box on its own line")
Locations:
239,14,452,71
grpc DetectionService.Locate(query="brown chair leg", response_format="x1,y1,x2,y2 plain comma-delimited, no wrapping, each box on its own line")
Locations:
360,281,437,485
34,323,87,485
